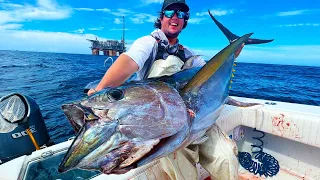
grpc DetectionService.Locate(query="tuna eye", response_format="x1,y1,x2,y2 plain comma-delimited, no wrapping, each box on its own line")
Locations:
107,89,123,102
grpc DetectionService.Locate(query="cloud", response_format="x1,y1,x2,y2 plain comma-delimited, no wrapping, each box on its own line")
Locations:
0,28,135,54
0,11,19,24
0,0,72,26
276,10,309,16
74,8,157,25
109,28,130,31
197,9,234,17
109,8,132,17
88,27,104,31
0,23,23,30
0,2,24,9
190,9,234,23
74,8,95,11
80,8,157,25
114,18,123,24
188,18,206,24
258,9,320,19
97,8,157,25
0,29,101,54
73,28,84,34
278,23,320,27
142,0,162,5
96,8,111,12
130,13,157,24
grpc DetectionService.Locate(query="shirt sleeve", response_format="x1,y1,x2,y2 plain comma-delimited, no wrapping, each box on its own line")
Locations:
123,36,157,71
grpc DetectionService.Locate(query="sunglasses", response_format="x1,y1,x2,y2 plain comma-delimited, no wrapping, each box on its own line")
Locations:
163,10,188,19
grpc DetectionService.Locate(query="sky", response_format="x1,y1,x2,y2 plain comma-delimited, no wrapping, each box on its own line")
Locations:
0,0,320,67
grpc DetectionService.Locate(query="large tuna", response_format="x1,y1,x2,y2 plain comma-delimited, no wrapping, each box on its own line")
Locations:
59,81,190,174
58,11,273,174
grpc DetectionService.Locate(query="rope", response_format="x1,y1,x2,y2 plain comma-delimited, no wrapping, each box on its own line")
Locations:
238,128,280,177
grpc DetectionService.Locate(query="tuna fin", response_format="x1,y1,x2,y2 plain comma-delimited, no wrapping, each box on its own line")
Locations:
226,97,263,107
181,33,253,95
182,55,202,70
137,121,190,166
208,10,274,45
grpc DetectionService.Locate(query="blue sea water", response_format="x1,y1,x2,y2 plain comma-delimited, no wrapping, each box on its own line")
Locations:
1,50,319,143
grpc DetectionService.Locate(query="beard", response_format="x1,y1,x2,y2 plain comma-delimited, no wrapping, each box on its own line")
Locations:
164,29,181,38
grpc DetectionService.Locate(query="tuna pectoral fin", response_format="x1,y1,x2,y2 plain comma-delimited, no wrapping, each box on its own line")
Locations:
117,139,160,168
208,10,274,45
226,97,263,107
246,38,274,45
58,120,118,173
137,122,190,167
182,55,202,70
107,164,137,175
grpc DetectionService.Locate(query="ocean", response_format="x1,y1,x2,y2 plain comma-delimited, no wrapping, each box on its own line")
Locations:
1,50,319,143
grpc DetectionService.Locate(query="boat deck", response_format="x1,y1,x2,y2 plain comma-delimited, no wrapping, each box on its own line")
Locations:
238,168,309,180
1,96,319,180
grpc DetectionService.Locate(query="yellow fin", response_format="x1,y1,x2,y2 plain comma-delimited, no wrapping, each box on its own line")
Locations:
85,113,99,121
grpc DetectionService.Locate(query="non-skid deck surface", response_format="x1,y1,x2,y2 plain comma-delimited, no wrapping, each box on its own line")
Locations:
238,167,312,180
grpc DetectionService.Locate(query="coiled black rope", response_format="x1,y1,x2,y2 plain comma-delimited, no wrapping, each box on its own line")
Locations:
238,128,280,177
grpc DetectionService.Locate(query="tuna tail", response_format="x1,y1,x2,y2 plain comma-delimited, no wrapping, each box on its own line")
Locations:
208,10,274,45
181,33,253,95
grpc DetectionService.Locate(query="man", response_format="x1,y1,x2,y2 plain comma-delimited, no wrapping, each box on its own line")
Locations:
88,0,243,179
87,0,209,96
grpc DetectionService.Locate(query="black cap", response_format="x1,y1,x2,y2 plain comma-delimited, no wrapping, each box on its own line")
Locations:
162,0,189,12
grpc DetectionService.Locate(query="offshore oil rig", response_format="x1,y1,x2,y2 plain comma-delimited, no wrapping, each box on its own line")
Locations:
87,16,126,56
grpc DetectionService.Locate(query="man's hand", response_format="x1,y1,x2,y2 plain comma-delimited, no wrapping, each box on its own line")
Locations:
235,43,244,59
87,88,97,96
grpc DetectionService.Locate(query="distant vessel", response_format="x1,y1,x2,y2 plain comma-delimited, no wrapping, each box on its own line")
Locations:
86,16,126,56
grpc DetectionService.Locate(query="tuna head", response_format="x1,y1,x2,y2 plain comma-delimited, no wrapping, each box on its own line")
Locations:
58,80,189,173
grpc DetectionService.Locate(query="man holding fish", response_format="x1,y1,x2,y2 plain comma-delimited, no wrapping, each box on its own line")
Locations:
84,0,244,179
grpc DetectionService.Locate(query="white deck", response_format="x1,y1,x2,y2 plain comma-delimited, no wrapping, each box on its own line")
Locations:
217,96,320,180
1,96,319,179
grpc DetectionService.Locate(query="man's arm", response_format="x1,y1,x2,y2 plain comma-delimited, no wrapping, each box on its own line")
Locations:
87,36,156,96
87,54,138,96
